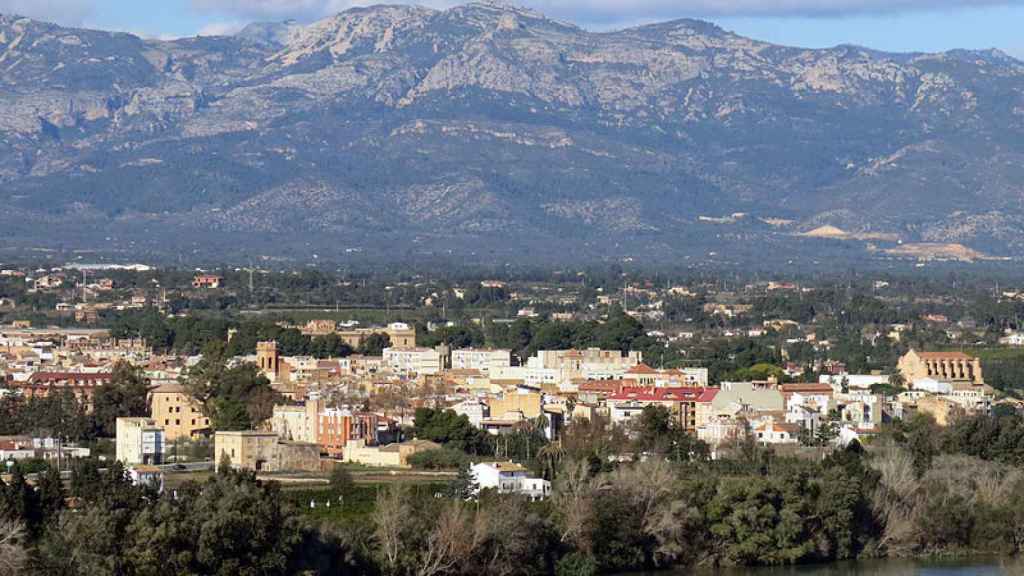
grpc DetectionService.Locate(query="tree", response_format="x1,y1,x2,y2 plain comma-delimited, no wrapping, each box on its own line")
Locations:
0,519,28,576
92,360,151,437
556,552,597,576
36,464,66,525
358,333,392,356
183,342,280,431
374,484,412,575
413,408,490,455
448,463,478,500
310,333,353,359
329,467,355,496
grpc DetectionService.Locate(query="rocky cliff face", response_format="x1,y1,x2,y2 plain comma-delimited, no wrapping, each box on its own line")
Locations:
1,3,1023,264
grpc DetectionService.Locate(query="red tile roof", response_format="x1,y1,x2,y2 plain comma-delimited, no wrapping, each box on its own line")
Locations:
578,380,627,394
626,363,658,375
918,351,975,360
609,387,718,403
780,383,835,394
27,372,112,385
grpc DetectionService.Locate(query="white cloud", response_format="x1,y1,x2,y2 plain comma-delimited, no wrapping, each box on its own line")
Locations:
187,0,1024,24
0,0,93,26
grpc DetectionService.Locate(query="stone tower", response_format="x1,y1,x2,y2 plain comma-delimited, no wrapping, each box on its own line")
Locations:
257,341,280,380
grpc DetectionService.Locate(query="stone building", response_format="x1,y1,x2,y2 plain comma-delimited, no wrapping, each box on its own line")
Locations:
214,431,320,472
898,350,984,385
257,341,281,382
337,322,417,351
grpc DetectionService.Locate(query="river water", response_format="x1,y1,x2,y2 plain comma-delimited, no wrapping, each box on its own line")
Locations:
643,558,1024,575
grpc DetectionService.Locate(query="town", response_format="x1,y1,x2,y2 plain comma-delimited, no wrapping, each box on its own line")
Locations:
4,264,1024,574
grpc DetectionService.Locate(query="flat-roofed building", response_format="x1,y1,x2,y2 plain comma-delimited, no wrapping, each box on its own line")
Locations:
116,417,165,466
383,347,443,375
214,431,320,472
150,381,210,441
451,348,512,373
18,371,112,409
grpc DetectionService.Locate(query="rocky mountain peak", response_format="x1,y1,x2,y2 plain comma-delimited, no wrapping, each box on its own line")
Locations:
0,3,1023,264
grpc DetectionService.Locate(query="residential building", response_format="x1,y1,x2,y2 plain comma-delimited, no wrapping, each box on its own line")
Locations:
606,387,718,432
779,383,834,416
342,438,441,468
270,399,321,444
192,274,222,289
451,398,489,427
116,417,165,466
451,348,512,372
128,466,164,492
17,371,112,409
471,461,551,500
383,347,444,376
999,333,1024,346
150,381,210,441
709,382,785,421
819,374,890,391
318,407,379,457
837,392,885,431
753,419,801,445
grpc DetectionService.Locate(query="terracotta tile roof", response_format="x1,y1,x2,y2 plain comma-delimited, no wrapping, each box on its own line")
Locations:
780,383,834,394
918,351,975,360
609,387,717,403
578,380,627,394
626,363,658,375
27,372,112,385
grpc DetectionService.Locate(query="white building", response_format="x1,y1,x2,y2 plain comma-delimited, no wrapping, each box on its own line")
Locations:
383,347,444,376
819,374,890,391
116,417,165,466
471,461,551,500
270,400,320,444
753,418,800,445
128,465,165,492
837,392,885,431
912,378,954,395
785,403,822,433
451,398,489,428
999,333,1024,346
451,348,512,373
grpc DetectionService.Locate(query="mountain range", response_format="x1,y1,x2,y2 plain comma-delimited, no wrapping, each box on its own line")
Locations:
1,1,1023,267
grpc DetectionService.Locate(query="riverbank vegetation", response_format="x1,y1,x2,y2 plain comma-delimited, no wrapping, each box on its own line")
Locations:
7,411,1024,575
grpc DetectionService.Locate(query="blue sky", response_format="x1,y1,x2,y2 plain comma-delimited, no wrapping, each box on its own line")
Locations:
2,0,1022,58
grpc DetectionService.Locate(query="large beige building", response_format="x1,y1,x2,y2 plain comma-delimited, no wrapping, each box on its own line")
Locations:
150,381,210,441
342,438,441,468
214,431,320,473
383,346,444,375
338,322,417,350
898,350,984,385
451,348,512,372
269,399,321,444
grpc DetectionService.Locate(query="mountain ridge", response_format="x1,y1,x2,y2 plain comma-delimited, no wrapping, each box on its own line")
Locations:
1,3,1023,266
